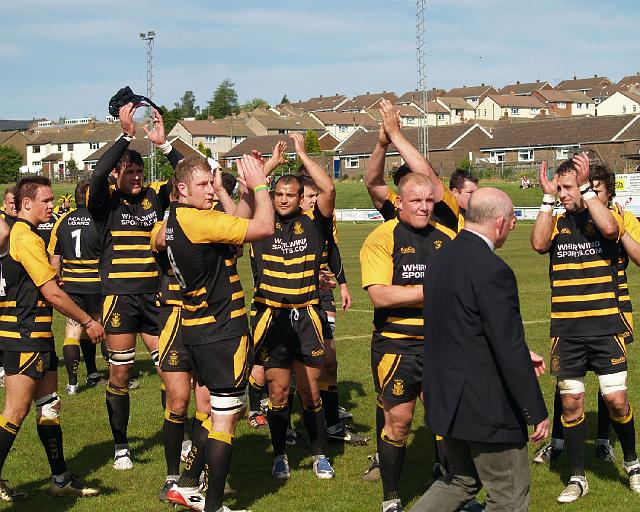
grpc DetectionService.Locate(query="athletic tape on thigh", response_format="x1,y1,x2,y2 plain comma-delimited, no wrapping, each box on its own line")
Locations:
108,347,136,366
35,392,61,425
210,389,246,416
557,377,585,395
598,371,627,395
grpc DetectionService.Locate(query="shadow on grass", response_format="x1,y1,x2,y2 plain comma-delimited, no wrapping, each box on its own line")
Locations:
2,429,163,511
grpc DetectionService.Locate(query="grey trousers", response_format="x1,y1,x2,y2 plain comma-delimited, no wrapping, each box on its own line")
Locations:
410,437,531,512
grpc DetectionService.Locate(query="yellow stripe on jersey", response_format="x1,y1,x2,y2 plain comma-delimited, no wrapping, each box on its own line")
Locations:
233,335,249,382
64,277,101,282
551,292,616,303
553,276,612,287
229,275,240,283
230,308,247,318
261,254,316,265
30,331,54,338
0,331,19,339
551,308,621,319
552,260,611,271
107,271,159,279
111,231,152,237
387,317,424,326
184,287,206,297
182,301,208,312
64,259,99,265
0,316,17,322
168,284,181,291
182,316,216,326
380,331,425,340
231,291,244,301
263,269,315,279
34,316,53,322
0,302,16,308
62,268,99,273
258,283,316,295
113,244,150,251
378,353,401,391
112,257,157,264
253,296,319,308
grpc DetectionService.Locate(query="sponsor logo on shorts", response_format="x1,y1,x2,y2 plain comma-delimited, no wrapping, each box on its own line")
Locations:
400,246,416,254
111,312,121,328
433,240,442,250
560,227,572,235
311,349,325,357
141,198,152,210
611,356,626,365
169,351,179,366
392,379,404,397
36,356,44,373
551,355,560,373
293,221,304,235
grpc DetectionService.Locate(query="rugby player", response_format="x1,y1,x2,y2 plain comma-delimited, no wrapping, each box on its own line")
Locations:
88,103,181,470
1,187,16,220
531,153,640,503
250,132,337,480
165,154,274,512
360,170,455,512
48,180,104,395
0,177,103,501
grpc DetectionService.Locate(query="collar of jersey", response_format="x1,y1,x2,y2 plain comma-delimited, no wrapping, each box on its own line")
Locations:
276,209,303,223
397,216,432,235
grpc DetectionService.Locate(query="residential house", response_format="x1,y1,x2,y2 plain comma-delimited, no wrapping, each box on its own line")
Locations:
618,73,640,91
26,122,122,178
597,90,640,117
588,84,622,112
556,74,613,95
532,90,595,117
335,123,493,178
339,91,398,112
498,80,553,96
309,111,378,141
445,84,497,108
435,97,475,123
396,88,445,105
479,114,640,172
475,95,547,121
277,94,347,112
368,101,453,127
0,130,33,164
167,118,256,159
244,108,325,136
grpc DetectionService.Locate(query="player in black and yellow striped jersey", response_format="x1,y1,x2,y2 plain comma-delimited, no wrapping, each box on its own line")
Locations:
165,154,274,512
48,180,104,395
53,193,74,216
364,99,461,233
360,172,455,512
1,187,16,222
532,154,640,503
250,132,338,481
0,177,104,501
88,103,182,471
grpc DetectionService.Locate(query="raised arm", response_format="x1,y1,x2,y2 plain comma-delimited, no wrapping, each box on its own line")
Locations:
531,161,556,253
212,168,236,214
238,155,275,241
263,140,288,177
89,103,136,213
378,98,444,202
574,153,620,240
290,132,335,218
364,124,391,211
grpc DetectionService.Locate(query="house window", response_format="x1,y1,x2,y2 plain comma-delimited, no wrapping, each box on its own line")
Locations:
576,103,583,109
634,105,638,113
531,108,539,114
406,117,416,125
205,136,217,143
34,161,41,166
511,108,520,115
33,145,41,153
57,144,62,151
595,98,601,104
338,125,348,132
68,143,74,151
89,142,99,150
345,157,359,169
558,102,566,108
437,113,445,121
490,151,505,163
518,149,534,162
232,136,244,144
483,109,487,116
556,147,577,160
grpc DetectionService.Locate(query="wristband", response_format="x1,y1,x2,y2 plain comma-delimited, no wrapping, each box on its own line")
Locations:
120,133,134,142
542,193,555,205
80,317,93,328
579,183,592,194
253,185,268,193
539,204,553,213
157,140,172,155
582,190,596,201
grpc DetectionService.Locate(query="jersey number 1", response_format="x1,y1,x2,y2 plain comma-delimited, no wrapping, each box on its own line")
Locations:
71,229,82,258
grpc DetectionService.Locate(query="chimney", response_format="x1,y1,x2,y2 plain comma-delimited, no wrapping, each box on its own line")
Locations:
536,79,540,83
366,91,370,95
573,75,577,80
481,83,485,86
594,74,598,78
516,81,520,85
383,90,386,93
319,94,323,98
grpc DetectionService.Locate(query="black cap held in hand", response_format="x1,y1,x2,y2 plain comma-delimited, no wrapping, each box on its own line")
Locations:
108,86,163,118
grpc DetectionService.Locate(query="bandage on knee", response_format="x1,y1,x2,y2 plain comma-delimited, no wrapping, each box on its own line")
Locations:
108,348,136,366
557,377,585,395
598,371,627,395
210,390,246,416
35,393,61,425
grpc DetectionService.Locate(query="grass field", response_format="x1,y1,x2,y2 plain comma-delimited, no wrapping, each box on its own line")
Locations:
1,219,639,512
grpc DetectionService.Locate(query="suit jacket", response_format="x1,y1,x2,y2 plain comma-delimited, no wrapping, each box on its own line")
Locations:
423,230,547,444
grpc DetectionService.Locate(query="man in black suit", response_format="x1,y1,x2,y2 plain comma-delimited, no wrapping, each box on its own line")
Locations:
412,188,548,512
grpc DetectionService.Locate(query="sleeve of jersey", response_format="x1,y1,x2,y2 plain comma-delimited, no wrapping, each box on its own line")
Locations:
611,210,625,240
149,221,164,253
47,214,64,256
624,211,640,242
441,186,460,217
310,203,334,241
11,230,57,287
549,214,560,241
178,208,249,245
148,181,172,210
378,190,398,221
360,224,394,289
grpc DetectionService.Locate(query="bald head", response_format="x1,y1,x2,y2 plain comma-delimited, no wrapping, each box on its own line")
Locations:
465,188,515,248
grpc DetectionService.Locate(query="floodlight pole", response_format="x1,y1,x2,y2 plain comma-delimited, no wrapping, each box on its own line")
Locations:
140,30,156,180
416,0,428,157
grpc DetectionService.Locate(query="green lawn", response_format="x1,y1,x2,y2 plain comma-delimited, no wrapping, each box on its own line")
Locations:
1,222,639,511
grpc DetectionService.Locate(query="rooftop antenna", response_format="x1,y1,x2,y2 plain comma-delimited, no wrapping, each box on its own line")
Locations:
140,30,156,180
416,0,428,156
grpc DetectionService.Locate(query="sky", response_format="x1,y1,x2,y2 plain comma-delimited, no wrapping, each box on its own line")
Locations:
2,0,640,120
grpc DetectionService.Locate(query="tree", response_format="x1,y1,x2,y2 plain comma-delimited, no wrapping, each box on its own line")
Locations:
280,94,290,104
457,156,473,172
206,79,239,119
161,106,182,134
0,145,22,183
174,90,198,118
304,130,321,155
66,156,78,180
241,98,269,112
197,142,212,158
